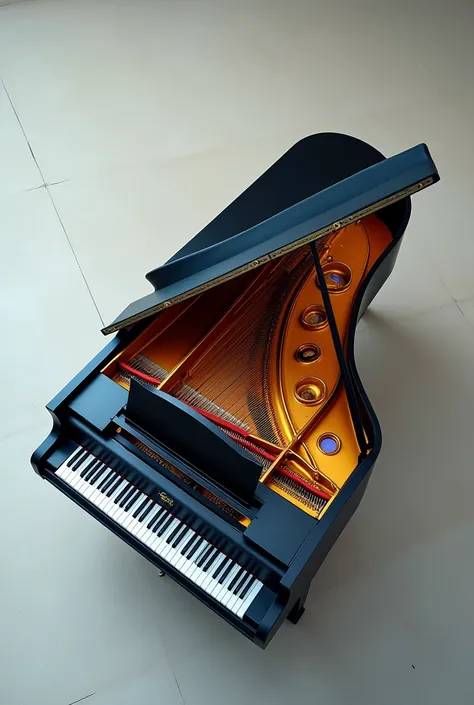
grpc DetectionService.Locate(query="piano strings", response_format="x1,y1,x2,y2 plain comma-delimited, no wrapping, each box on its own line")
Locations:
117,357,332,504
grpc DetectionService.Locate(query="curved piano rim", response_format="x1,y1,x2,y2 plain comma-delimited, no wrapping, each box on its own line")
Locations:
262,192,412,648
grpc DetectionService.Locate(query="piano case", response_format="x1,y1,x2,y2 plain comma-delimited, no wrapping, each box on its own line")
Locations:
32,133,439,647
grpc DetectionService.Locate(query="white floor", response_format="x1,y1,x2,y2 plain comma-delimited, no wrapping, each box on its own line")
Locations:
1,1,474,703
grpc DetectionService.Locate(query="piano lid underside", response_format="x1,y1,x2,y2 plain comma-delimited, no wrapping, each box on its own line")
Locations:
103,215,393,520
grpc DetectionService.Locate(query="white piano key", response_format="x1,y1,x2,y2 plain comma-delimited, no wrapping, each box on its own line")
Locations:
156,519,181,557
226,574,251,612
173,535,199,573
135,506,161,536
147,513,172,549
236,580,263,618
144,507,167,544
121,497,145,530
58,447,84,475
212,563,236,602
168,530,194,568
88,467,110,497
81,473,107,503
208,559,232,599
200,554,226,592
96,478,124,511
186,541,210,581
102,486,129,519
195,547,219,586
61,450,90,476
216,565,241,605
148,521,175,555
67,462,97,494
108,486,132,520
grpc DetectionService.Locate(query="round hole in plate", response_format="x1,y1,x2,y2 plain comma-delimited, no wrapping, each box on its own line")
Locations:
316,262,352,292
294,377,327,405
295,343,321,364
300,305,328,330
317,433,341,455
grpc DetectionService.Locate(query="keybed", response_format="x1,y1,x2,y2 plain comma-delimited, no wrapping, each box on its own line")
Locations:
55,446,263,618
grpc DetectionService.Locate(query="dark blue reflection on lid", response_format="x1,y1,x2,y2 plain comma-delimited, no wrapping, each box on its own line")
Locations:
319,436,339,454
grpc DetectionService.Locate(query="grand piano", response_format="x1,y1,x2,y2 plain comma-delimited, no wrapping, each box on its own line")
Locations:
32,133,439,647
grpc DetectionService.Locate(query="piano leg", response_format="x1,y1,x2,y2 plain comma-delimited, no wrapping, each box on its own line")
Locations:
287,587,308,625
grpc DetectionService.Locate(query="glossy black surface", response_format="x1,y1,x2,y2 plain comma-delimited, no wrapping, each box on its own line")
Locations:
126,379,262,504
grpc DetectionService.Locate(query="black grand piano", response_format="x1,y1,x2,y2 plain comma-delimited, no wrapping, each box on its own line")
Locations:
32,133,438,648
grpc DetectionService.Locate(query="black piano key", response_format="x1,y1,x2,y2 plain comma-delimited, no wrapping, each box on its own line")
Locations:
181,534,198,556
153,509,170,531
90,464,107,485
105,475,122,496
106,480,121,500
239,577,255,600
114,483,131,504
218,561,234,585
171,526,189,549
202,548,220,572
147,509,164,530
84,463,102,483
133,498,150,519
191,542,209,565
124,489,142,512
228,567,246,593
124,491,142,513
196,545,214,568
81,460,97,480
234,572,251,597
157,515,175,537
79,457,98,477
151,509,169,532
72,451,89,472
187,537,204,560
119,486,136,508
67,447,85,467
166,523,183,544
212,557,230,580
137,501,154,522
97,470,115,492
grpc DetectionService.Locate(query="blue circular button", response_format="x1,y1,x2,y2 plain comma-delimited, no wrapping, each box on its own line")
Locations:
328,273,344,284
318,434,341,454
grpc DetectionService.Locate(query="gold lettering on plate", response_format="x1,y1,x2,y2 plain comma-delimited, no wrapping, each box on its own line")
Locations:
159,491,174,507
103,178,433,334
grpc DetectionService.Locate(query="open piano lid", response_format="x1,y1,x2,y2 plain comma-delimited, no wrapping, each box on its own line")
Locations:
102,137,439,335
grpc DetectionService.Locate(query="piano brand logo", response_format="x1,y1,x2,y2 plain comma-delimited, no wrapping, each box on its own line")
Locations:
159,491,174,507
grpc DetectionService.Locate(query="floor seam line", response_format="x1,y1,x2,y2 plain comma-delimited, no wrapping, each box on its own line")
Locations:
0,73,100,324
45,186,105,326
0,72,46,185
67,693,95,705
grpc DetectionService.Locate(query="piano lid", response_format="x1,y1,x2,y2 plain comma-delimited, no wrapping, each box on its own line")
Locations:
102,138,439,335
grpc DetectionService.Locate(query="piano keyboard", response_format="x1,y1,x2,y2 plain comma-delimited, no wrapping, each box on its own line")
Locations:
56,447,263,618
